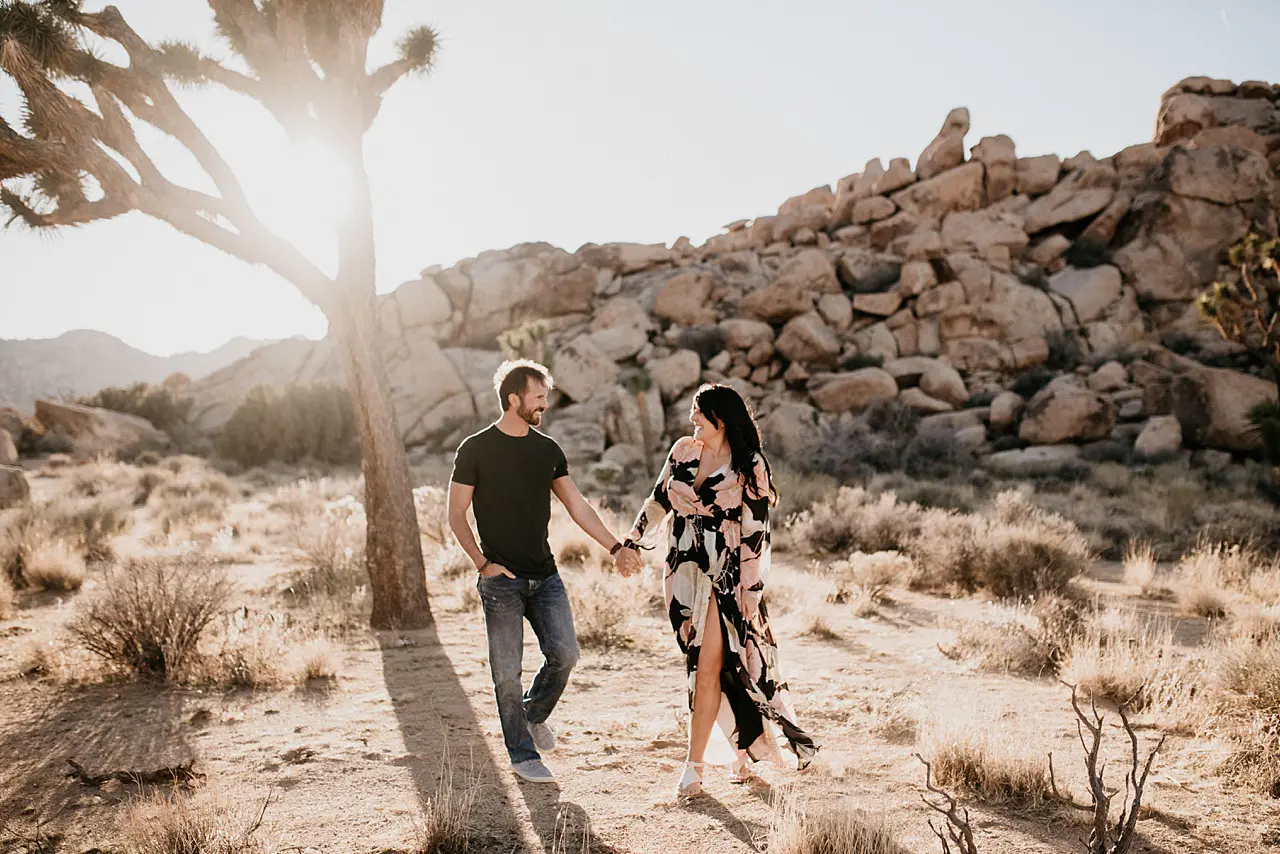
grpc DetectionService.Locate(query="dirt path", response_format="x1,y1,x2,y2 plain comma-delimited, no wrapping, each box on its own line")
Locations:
2,551,1276,854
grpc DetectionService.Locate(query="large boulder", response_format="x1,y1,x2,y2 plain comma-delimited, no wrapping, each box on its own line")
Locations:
552,336,620,403
1141,355,1278,452
891,161,985,220
1113,195,1250,302
0,466,29,509
0,430,16,466
1049,265,1124,324
760,402,822,460
741,250,838,322
919,362,969,408
649,350,703,402
0,407,23,443
971,134,1017,203
808,368,899,413
916,107,970,181
983,446,1083,478
653,271,717,326
599,383,666,454
719,318,775,350
1022,162,1117,233
1134,415,1183,459
545,419,606,465
775,313,841,367
1018,385,1116,444
453,243,598,345
34,400,170,457
1015,154,1061,196
837,250,902,293
1155,92,1215,146
1162,143,1275,206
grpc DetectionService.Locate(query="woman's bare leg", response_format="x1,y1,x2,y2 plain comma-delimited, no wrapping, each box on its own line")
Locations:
687,594,724,764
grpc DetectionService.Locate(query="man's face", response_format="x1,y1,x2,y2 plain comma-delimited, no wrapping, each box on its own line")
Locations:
512,379,549,426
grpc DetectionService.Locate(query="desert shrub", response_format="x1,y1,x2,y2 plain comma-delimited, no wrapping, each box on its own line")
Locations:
772,461,838,520
77,382,192,436
1058,608,1182,709
149,464,237,533
200,609,336,688
768,793,907,854
124,788,271,854
901,426,975,479
943,606,1059,678
920,717,1054,811
49,492,133,562
23,537,87,592
826,551,912,607
1045,329,1086,372
67,553,232,679
569,569,631,650
412,485,450,546
1010,370,1053,399
911,491,1090,598
288,495,367,600
0,572,13,618
558,540,592,567
451,576,480,613
788,487,922,557
216,383,358,468
430,542,474,580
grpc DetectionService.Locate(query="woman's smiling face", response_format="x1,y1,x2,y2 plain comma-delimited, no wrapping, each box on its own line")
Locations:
690,405,723,444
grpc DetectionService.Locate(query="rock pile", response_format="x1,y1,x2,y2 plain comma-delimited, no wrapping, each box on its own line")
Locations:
184,76,1280,485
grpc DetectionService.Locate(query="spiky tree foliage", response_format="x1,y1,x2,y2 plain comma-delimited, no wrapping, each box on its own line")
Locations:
0,0,439,628
1199,234,1280,466
1199,234,1280,383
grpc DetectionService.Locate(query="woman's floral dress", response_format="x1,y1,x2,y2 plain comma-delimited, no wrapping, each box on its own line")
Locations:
625,436,818,769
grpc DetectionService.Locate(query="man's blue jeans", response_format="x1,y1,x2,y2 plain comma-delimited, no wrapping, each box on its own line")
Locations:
476,572,580,765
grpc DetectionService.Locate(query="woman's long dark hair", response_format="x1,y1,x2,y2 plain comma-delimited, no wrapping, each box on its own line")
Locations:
693,384,777,505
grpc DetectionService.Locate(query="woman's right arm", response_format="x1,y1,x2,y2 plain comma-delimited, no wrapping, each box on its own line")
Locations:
624,447,676,551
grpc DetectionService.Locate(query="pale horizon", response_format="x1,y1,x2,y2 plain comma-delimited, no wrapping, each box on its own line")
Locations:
3,0,1278,358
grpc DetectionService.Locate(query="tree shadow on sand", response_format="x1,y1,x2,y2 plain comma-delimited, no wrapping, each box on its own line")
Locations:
0,681,192,838
379,624,537,852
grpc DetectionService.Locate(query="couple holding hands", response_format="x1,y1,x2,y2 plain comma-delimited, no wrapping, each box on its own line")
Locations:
447,360,818,799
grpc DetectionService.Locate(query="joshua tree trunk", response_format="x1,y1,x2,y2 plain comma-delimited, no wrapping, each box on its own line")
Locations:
330,131,431,630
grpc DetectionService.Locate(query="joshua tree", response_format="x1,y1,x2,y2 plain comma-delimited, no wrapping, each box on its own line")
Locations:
0,0,437,628
1199,234,1280,465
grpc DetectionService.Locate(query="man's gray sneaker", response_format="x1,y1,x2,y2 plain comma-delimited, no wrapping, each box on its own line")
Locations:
511,759,556,783
528,719,557,753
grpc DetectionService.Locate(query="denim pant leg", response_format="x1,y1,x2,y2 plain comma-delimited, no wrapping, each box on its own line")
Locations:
523,573,580,725
477,574,539,764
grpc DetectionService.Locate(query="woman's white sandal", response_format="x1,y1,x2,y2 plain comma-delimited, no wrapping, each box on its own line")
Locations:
729,755,754,785
676,761,705,799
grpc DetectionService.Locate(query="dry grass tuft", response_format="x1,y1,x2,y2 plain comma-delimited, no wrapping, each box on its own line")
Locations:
569,569,632,650
1058,608,1181,709
943,603,1061,678
800,615,840,641
920,717,1053,811
828,551,910,613
1173,543,1260,619
0,572,13,618
415,747,479,854
67,553,232,679
768,791,907,854
430,542,474,580
450,576,480,613
557,540,593,568
288,495,367,601
1122,541,1161,596
123,787,272,854
292,637,338,684
23,536,87,592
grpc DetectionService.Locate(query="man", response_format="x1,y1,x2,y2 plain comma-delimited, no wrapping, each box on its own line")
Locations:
448,359,641,783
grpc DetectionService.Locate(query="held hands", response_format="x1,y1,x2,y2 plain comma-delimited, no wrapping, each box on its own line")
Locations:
614,546,642,578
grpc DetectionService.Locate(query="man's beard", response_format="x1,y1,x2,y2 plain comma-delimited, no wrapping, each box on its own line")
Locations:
518,403,544,426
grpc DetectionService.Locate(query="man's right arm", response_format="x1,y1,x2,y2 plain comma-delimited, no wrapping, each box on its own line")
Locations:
447,482,515,579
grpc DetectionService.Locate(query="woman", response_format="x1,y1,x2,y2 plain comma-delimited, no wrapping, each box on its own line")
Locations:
622,384,818,798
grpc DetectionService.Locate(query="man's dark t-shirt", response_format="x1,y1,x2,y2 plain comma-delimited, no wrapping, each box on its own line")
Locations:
451,425,569,580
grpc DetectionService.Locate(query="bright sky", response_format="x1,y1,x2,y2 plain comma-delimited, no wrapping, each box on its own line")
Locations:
2,0,1278,357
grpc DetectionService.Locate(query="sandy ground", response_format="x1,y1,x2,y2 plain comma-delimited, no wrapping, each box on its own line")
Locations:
0,472,1277,853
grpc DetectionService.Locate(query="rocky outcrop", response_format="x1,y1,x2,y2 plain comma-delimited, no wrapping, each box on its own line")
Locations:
0,430,17,466
34,400,170,457
185,76,1280,473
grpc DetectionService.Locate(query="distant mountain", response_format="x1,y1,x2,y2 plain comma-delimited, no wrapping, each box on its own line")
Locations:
0,330,278,414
